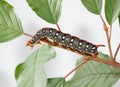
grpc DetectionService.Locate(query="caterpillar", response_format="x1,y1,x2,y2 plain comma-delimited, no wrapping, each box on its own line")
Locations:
26,28,104,58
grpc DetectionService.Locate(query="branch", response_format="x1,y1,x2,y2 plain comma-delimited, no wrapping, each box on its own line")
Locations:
90,57,120,69
114,43,120,60
99,14,114,61
56,23,62,31
64,60,88,78
100,14,106,25
24,32,33,37
110,25,112,41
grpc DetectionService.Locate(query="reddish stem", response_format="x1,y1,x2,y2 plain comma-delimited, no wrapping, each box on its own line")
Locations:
110,25,112,41
114,43,120,61
106,30,114,61
64,60,88,78
91,57,120,68
56,23,62,31
100,14,106,25
99,14,114,61
24,32,33,37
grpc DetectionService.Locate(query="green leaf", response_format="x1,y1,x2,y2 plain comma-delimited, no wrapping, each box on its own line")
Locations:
118,13,120,26
47,78,65,87
64,52,120,87
0,0,23,42
81,0,102,15
105,0,120,25
26,0,62,24
15,45,56,87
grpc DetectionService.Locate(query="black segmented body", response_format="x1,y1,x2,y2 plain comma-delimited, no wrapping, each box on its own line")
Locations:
29,28,98,57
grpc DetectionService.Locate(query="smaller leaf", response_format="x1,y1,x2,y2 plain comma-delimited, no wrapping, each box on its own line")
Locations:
105,0,120,25
0,0,23,42
15,45,56,87
47,78,65,87
81,0,102,15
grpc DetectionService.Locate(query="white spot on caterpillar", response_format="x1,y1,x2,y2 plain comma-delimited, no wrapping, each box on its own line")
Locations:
85,48,88,51
70,39,74,42
55,32,59,36
86,44,89,48
92,46,96,49
78,46,81,49
37,32,40,35
70,43,72,45
49,30,53,33
62,36,66,39
79,42,82,46
42,29,45,33
91,50,94,53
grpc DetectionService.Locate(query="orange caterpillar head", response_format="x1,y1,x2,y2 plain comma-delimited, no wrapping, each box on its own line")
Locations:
26,40,35,47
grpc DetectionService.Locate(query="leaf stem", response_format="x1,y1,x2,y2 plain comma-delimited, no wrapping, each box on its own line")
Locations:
107,30,114,61
24,32,33,37
100,14,106,25
110,25,112,41
56,23,62,31
114,43,120,61
100,14,114,61
64,60,88,79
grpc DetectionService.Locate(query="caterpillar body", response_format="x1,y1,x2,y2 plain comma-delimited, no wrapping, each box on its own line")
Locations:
26,28,102,57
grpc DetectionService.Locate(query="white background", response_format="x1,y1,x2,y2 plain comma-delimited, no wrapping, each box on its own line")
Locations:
0,0,120,87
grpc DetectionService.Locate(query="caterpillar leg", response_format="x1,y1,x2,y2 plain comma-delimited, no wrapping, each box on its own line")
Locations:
26,39,42,48
40,38,58,46
83,57,91,61
92,53,98,58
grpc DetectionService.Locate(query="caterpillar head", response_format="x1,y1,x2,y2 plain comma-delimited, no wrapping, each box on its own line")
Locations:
26,28,47,47
26,40,35,47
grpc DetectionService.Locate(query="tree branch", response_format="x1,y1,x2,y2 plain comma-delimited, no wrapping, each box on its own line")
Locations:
24,32,33,37
110,25,112,41
56,23,62,31
114,43,120,61
99,14,114,61
64,60,88,78
90,57,120,69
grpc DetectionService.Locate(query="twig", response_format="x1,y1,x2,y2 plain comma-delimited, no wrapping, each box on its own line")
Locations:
114,43,120,61
106,30,114,61
99,14,114,61
110,25,112,41
91,57,120,69
64,60,88,78
100,14,106,25
24,32,33,37
56,23,62,31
